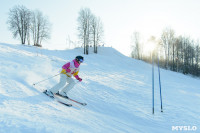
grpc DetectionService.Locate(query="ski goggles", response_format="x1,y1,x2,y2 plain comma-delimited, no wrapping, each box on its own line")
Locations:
79,59,84,63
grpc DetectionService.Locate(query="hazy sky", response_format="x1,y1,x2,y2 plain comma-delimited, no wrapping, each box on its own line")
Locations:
1,0,200,55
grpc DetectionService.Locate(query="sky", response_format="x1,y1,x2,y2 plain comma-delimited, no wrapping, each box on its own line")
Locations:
1,0,200,56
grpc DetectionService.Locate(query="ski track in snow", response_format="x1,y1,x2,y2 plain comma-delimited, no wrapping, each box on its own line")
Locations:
0,43,199,133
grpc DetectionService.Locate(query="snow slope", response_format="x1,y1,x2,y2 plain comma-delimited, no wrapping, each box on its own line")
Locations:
0,43,199,133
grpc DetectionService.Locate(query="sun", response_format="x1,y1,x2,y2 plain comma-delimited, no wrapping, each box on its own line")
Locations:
143,40,156,56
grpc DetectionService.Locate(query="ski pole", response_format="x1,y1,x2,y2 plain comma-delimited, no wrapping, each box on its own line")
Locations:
158,55,163,112
152,52,154,114
33,73,60,86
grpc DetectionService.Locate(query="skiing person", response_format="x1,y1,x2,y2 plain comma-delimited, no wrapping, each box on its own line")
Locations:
44,56,84,98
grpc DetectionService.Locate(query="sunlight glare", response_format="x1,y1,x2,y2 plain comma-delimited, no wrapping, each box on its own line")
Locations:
143,41,156,56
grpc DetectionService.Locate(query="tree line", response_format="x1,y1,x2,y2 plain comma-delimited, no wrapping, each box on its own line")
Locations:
7,5,51,47
7,6,104,54
131,27,200,77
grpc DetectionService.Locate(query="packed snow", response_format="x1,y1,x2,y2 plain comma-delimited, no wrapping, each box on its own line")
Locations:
0,43,199,133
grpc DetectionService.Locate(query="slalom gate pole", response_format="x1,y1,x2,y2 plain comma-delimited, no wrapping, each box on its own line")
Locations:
152,53,154,114
33,73,60,86
157,55,163,112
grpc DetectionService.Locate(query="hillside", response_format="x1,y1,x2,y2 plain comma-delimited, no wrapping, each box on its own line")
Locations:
0,43,199,133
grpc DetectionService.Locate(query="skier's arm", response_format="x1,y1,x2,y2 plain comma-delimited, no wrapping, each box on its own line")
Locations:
73,71,82,81
62,62,71,73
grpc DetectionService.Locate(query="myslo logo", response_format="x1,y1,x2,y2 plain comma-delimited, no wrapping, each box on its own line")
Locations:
172,126,197,131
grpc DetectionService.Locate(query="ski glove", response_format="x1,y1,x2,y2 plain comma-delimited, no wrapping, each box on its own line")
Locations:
75,75,82,82
77,78,82,82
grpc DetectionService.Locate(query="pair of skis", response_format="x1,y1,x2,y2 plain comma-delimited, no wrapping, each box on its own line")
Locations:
43,90,87,107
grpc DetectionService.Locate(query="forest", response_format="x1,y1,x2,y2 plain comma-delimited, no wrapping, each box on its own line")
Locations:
131,27,200,77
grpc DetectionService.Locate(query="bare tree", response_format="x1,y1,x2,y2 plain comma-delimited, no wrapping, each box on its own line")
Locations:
131,32,142,60
7,5,31,44
77,8,93,54
160,27,175,69
30,10,51,47
91,15,104,53
195,42,200,76
174,36,182,72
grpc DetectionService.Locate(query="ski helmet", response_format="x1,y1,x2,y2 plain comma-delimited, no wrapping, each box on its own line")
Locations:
75,55,84,63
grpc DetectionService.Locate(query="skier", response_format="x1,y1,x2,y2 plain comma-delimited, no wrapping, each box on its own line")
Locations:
45,56,84,98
